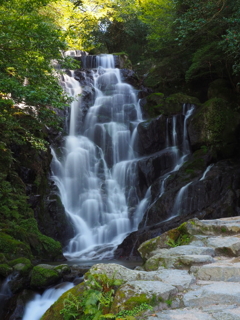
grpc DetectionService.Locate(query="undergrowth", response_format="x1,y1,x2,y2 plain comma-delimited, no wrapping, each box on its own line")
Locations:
60,274,153,320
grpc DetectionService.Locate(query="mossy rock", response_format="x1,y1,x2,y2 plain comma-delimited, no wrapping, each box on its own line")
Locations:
8,257,33,275
142,57,186,93
30,265,61,288
164,93,199,115
208,79,234,101
54,264,71,275
0,263,13,277
111,281,174,313
41,283,85,320
189,97,240,157
0,253,7,264
0,232,32,260
143,255,167,271
113,52,132,69
2,219,63,261
180,151,207,179
144,92,199,117
138,222,192,261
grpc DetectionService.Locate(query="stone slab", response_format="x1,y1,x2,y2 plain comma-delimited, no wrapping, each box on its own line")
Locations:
196,259,240,281
183,282,240,307
154,269,195,291
205,236,240,256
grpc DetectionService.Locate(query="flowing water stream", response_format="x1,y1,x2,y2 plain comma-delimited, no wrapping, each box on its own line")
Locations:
51,54,144,260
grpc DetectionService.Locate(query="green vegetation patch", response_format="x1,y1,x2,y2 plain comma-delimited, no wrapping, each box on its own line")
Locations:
0,232,32,260
0,263,13,277
8,257,33,275
30,265,61,288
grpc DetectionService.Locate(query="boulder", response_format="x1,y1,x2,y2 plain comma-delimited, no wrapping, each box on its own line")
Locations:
30,264,70,289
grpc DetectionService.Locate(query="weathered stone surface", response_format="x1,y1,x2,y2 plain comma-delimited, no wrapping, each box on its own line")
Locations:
144,253,214,271
153,269,195,291
146,308,215,320
112,281,177,311
183,282,240,307
89,264,194,292
164,246,215,257
146,305,240,320
205,236,240,256
196,258,240,281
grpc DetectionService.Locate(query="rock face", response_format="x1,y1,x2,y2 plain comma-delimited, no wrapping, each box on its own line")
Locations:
42,216,240,320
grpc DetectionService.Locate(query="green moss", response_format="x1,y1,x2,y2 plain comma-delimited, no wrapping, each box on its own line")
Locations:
30,265,61,288
190,98,240,158
144,255,168,271
0,253,7,264
112,52,132,69
138,237,160,260
8,257,33,275
0,232,32,260
125,294,151,308
41,283,85,320
144,92,199,117
0,263,13,277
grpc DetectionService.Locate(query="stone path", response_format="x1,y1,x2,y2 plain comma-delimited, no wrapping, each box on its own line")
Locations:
89,217,240,320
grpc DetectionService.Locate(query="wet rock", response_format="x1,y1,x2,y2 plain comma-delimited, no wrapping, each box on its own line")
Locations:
137,116,167,155
120,69,139,87
30,264,70,289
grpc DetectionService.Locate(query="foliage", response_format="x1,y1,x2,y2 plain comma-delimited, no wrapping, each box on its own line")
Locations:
166,233,191,248
116,302,153,317
60,273,123,320
0,0,71,109
60,273,153,320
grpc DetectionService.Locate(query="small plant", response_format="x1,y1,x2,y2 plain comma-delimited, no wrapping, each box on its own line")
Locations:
116,303,153,318
167,234,191,248
200,145,208,153
60,273,123,320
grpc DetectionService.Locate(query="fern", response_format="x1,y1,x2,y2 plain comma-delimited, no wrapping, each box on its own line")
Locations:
60,274,123,320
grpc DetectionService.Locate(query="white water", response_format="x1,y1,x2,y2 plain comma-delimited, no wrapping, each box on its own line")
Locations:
159,105,195,196
0,274,13,314
200,164,214,181
172,182,192,216
51,54,144,260
22,282,74,320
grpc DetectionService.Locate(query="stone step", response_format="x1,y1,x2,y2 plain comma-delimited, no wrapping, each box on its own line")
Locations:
183,282,240,307
201,217,240,234
144,246,215,271
113,280,177,309
145,305,240,320
195,258,240,281
204,236,240,256
153,269,195,291
185,217,240,236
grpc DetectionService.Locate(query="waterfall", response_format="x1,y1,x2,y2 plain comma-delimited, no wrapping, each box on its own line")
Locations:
22,282,74,320
51,54,144,260
171,182,192,217
159,104,195,197
0,275,12,316
200,164,214,181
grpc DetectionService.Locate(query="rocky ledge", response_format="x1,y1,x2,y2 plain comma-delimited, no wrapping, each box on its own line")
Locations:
42,216,240,320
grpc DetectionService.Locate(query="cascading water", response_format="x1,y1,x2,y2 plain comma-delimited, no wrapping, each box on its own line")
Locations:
51,54,144,260
22,282,74,320
158,104,195,198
